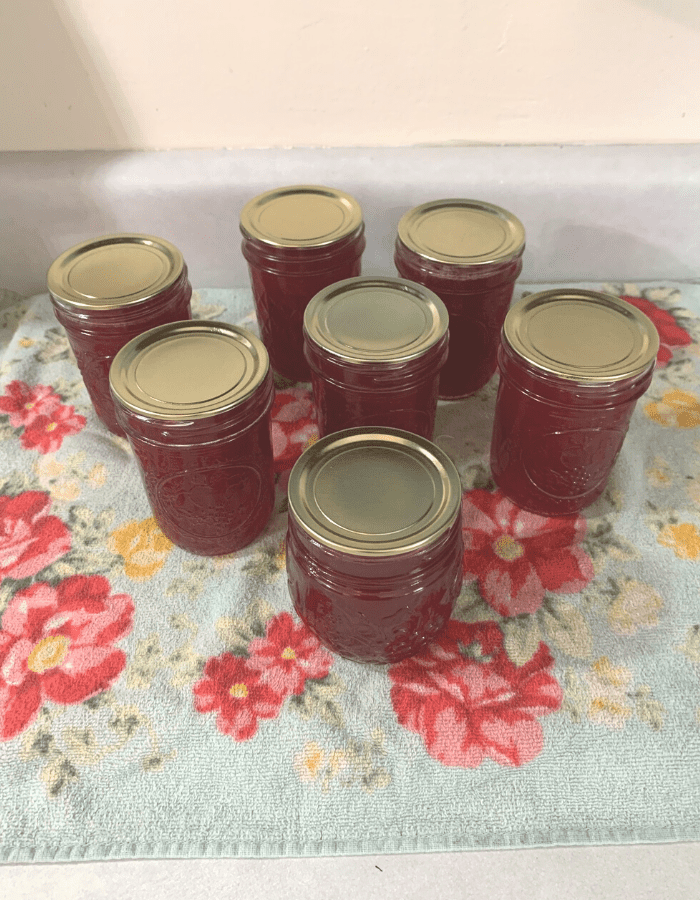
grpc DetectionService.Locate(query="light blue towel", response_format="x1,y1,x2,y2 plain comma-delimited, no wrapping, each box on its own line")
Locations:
0,283,699,862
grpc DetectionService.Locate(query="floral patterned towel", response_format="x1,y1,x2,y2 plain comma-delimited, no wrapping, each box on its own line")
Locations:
1,283,699,862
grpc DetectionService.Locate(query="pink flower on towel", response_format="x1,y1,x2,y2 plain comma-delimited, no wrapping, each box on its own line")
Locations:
0,491,71,581
461,489,594,617
621,295,692,368
0,575,134,741
20,403,86,454
389,620,562,768
0,380,62,428
271,387,318,474
193,652,283,741
247,611,333,697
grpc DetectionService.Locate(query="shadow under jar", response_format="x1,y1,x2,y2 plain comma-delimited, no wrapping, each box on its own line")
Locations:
303,276,449,441
240,185,365,383
47,233,193,435
286,427,464,664
394,199,525,399
490,289,660,517
109,321,275,556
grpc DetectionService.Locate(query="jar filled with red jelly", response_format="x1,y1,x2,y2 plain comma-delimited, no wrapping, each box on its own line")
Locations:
303,276,449,441
286,427,464,664
394,199,525,399
490,289,660,516
47,234,193,436
240,185,365,383
109,321,275,556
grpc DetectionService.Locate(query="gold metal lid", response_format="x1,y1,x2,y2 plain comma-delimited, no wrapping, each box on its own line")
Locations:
304,277,449,364
288,427,462,557
397,199,525,266
47,234,185,310
504,289,660,383
109,321,269,420
240,185,363,248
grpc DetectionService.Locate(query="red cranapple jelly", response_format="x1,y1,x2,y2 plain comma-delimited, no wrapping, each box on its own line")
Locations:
240,185,365,382
286,427,464,663
490,289,660,516
395,199,525,399
47,234,193,435
303,277,449,440
109,321,275,555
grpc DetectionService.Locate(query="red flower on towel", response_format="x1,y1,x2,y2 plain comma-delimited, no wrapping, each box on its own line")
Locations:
0,491,71,581
389,620,562,768
0,380,62,428
621,295,692,368
0,575,134,741
20,403,86,454
0,380,86,454
461,489,594,617
271,387,318,475
247,611,333,697
193,652,283,741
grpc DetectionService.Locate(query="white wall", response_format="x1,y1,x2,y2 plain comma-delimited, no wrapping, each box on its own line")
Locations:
1,0,699,151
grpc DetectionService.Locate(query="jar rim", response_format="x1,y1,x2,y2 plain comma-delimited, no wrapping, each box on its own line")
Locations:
288,427,462,557
109,320,270,421
503,289,660,383
304,276,449,365
397,199,525,267
47,234,185,311
240,185,363,249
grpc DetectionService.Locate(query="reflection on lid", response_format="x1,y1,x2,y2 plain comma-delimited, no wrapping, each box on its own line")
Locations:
47,234,185,310
504,289,660,382
240,185,363,248
288,427,462,556
397,199,525,266
304,276,449,364
109,321,269,420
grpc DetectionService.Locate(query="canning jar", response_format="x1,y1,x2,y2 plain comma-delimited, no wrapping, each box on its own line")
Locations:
286,427,464,664
395,199,525,399
110,321,275,555
490,289,659,516
47,234,193,435
303,276,449,440
240,185,365,382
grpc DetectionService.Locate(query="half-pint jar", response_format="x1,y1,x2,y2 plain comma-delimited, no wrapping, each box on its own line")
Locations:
303,277,449,440
286,427,464,663
241,185,365,382
48,233,193,435
110,321,275,555
395,199,525,399
490,289,659,516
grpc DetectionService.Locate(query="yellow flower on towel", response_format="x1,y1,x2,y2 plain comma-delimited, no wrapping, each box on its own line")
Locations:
607,580,664,635
109,517,173,580
584,657,633,729
658,522,700,560
644,389,700,428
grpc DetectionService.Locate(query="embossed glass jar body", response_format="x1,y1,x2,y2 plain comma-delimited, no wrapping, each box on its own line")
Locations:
241,186,365,382
394,200,525,399
48,234,193,436
490,291,659,516
286,428,464,663
110,322,275,555
303,277,449,440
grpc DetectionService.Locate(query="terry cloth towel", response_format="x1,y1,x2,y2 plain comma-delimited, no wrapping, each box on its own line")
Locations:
0,282,699,862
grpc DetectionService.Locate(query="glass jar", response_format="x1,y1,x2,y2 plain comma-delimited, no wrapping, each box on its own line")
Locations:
47,234,193,436
395,199,525,399
286,427,464,664
110,321,275,556
490,290,660,516
240,185,365,382
303,276,449,441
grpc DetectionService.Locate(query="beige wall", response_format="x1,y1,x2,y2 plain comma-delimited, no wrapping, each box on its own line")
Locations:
1,0,699,151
